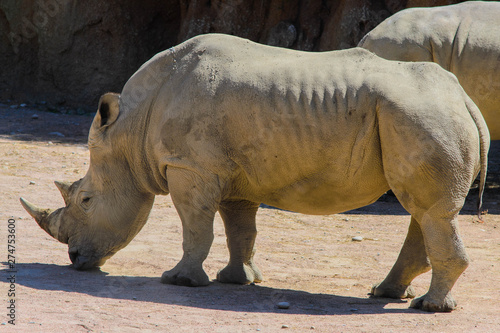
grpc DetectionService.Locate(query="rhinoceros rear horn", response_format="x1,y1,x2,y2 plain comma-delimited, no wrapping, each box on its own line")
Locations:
54,180,71,205
19,198,68,244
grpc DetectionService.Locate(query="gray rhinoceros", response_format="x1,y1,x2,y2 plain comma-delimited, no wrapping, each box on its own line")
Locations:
358,1,500,140
21,34,489,312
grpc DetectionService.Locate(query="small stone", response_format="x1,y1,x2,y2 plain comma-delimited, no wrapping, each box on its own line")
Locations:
32,114,39,119
282,324,289,328
277,302,290,309
29,181,36,185
49,132,65,137
20,103,27,107
310,326,315,330
352,236,363,242
132,296,137,300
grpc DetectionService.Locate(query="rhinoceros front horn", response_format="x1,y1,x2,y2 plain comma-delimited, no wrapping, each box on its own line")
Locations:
19,198,67,244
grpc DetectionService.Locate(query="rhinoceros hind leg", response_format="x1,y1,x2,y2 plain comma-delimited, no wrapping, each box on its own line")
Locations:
408,207,468,312
371,217,430,299
216,200,263,284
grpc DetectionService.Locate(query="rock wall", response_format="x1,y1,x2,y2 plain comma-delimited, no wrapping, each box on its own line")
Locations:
0,0,461,111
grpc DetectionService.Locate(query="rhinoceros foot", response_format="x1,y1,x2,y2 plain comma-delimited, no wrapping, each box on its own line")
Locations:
216,261,263,285
410,293,457,312
161,263,210,287
370,282,416,299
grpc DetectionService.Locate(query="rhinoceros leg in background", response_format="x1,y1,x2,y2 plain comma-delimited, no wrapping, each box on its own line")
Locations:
216,200,263,284
371,217,431,299
160,168,220,287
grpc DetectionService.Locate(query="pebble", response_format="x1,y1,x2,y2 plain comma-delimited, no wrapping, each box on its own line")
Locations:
32,114,39,119
352,236,363,242
49,132,65,137
29,181,36,185
277,302,290,309
282,324,289,328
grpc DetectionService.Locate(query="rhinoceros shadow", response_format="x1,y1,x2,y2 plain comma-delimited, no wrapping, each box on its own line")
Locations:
5,262,418,315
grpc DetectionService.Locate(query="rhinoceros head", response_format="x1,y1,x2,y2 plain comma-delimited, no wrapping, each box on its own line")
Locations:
20,93,155,270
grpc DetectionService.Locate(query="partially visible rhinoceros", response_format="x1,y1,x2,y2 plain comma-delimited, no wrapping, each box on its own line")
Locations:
358,1,500,140
20,34,489,312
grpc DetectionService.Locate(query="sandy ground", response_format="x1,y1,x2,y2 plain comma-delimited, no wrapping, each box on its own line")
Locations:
1,106,499,332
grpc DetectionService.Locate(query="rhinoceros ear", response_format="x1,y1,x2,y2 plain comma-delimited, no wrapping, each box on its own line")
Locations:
97,93,120,128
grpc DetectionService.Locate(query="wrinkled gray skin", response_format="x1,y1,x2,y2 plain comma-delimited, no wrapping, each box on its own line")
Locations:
358,1,500,140
21,34,489,312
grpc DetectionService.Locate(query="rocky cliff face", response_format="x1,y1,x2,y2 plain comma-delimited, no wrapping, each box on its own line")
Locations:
0,0,460,110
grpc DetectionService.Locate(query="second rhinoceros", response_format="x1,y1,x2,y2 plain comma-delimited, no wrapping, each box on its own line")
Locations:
358,1,500,140
21,34,489,312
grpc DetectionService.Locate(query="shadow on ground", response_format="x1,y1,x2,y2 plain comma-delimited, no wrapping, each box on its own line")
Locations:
4,262,421,316
0,106,93,144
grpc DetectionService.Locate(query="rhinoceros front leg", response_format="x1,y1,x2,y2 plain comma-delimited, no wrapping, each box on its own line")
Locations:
216,200,263,284
161,169,220,287
371,216,431,299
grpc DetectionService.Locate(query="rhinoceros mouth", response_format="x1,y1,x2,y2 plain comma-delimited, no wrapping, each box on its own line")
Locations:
69,248,113,270
69,248,100,270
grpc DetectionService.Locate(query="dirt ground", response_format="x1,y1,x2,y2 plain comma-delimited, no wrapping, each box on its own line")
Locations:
1,106,499,332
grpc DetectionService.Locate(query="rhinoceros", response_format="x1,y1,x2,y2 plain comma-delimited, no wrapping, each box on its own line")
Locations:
21,34,489,312
358,1,500,140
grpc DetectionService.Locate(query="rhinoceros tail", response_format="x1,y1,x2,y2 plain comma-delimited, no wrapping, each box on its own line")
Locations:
465,97,490,221
357,33,369,48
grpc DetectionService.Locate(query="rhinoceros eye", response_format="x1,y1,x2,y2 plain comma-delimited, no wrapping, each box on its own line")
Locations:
80,193,92,210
